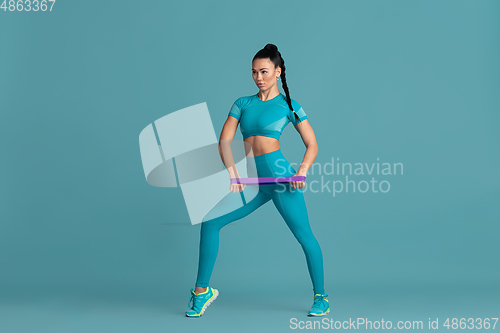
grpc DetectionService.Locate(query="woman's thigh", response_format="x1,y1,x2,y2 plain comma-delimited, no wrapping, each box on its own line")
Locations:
201,185,272,227
267,154,311,233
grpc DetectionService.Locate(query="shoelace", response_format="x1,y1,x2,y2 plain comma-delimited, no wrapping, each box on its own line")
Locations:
312,294,328,308
187,290,197,308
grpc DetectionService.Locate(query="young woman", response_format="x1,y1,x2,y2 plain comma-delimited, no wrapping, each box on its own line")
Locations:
185,44,329,317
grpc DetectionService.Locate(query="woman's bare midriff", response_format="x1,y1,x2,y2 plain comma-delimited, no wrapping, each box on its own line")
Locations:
244,135,281,157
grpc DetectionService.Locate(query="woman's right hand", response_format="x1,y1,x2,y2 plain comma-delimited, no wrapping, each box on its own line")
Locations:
230,178,246,193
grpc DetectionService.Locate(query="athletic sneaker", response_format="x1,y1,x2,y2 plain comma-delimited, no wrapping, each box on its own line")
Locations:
185,286,219,317
308,293,330,316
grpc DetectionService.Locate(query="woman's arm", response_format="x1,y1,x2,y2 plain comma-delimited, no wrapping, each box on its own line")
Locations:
291,119,318,189
219,116,241,178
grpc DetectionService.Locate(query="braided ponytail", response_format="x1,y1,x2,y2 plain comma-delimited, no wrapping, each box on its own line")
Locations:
253,44,300,123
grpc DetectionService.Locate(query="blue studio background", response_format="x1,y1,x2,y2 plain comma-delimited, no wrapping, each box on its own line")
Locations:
1,0,499,332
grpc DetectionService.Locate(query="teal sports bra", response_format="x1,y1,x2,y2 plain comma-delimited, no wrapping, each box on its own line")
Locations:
228,93,307,140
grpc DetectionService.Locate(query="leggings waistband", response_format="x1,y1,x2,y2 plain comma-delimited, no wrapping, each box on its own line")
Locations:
248,149,295,177
252,149,284,163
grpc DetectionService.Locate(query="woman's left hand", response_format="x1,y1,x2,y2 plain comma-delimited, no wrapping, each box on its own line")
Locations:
290,173,306,189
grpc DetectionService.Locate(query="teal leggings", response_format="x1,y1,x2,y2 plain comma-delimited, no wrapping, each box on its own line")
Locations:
195,149,325,295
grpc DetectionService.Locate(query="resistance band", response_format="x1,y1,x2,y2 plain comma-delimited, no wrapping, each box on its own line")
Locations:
230,176,306,185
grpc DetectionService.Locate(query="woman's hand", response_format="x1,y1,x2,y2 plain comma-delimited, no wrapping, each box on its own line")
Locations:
230,178,246,193
290,173,306,189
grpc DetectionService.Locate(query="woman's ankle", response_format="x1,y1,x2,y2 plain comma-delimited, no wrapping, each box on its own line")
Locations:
194,286,208,294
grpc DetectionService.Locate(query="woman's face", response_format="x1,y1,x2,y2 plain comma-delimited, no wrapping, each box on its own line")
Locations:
252,58,281,91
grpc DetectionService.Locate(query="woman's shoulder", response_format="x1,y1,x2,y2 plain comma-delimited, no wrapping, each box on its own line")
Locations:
278,94,303,113
232,94,256,110
289,97,302,112
235,93,257,102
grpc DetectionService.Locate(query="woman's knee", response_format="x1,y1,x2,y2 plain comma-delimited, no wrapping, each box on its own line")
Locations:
290,226,317,244
200,219,223,234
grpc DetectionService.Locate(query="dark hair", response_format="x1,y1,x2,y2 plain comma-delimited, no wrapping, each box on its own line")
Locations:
253,43,300,123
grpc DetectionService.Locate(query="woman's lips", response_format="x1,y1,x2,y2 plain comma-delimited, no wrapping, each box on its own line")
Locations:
258,83,264,86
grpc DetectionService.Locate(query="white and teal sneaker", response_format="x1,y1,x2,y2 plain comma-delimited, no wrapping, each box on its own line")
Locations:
185,287,219,317
308,293,330,316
